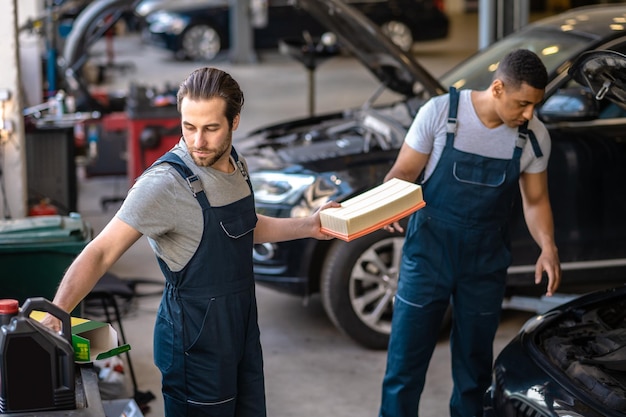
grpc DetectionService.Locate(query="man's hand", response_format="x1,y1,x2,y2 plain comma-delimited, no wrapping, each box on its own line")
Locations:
383,221,404,234
40,313,63,333
535,245,561,296
311,200,342,240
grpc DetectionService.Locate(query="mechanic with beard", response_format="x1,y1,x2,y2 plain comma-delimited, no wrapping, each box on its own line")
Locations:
379,49,562,417
42,67,338,417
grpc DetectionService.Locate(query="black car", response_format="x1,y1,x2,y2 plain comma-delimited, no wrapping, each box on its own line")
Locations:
487,288,626,417
485,287,626,417
239,0,626,349
483,49,626,417
140,0,449,61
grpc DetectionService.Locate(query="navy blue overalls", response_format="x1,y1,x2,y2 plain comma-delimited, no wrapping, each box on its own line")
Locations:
380,88,542,417
151,148,266,417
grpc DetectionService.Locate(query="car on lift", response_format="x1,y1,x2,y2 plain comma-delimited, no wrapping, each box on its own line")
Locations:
137,0,449,61
237,0,626,350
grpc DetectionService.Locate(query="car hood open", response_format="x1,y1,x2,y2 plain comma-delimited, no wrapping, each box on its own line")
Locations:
296,0,445,98
569,50,626,111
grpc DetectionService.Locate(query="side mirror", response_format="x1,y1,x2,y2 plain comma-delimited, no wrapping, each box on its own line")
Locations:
538,87,599,123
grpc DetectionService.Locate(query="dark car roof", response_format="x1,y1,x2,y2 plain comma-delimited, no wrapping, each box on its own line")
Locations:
437,4,626,93
523,4,626,40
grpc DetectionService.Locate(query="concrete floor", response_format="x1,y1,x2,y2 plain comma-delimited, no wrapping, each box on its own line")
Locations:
75,12,536,416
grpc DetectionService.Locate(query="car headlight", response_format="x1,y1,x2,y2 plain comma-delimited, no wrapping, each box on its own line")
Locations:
149,13,187,35
491,366,586,417
251,172,340,218
250,172,316,205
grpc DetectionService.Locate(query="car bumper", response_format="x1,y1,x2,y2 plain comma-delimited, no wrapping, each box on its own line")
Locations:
485,328,575,417
484,340,608,417
253,238,321,297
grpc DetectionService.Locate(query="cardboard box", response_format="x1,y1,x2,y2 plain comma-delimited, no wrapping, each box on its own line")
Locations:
30,311,130,362
70,317,131,362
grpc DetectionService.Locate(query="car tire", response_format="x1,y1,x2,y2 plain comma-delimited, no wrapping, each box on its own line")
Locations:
321,230,404,350
380,20,414,52
180,24,222,61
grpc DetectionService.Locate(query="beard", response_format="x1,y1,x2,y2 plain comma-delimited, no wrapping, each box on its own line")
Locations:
188,131,232,167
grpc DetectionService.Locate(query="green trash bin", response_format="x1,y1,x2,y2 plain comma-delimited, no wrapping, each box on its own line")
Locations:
0,214,92,306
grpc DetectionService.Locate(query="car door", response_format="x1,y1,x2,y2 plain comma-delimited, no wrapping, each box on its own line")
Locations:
508,39,626,292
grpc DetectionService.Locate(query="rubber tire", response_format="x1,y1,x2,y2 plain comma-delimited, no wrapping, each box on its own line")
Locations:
321,229,405,350
180,24,222,61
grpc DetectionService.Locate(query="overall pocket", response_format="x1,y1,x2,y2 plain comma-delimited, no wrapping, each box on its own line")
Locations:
453,161,506,187
219,209,257,239
154,312,175,372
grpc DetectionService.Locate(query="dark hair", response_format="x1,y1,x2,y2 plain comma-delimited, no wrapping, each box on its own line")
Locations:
494,49,548,91
177,67,244,128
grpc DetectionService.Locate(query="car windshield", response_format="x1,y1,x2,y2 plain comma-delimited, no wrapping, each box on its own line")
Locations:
439,29,594,91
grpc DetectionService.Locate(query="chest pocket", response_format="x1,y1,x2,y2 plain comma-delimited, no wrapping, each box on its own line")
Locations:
453,161,506,187
219,209,258,239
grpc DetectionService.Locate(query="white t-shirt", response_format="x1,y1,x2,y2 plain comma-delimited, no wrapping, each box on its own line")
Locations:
405,89,551,182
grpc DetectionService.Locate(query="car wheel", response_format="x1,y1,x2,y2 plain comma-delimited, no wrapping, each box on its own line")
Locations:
180,24,222,61
321,230,404,350
381,20,413,52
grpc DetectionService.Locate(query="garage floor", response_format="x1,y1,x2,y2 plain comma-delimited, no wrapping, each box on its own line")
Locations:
76,12,536,416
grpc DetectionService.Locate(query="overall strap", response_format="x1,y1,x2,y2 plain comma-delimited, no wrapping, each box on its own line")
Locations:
446,86,460,147
152,152,210,208
230,147,253,192
515,121,544,160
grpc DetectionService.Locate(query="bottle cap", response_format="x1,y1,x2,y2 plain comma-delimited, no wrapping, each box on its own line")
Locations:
0,299,19,314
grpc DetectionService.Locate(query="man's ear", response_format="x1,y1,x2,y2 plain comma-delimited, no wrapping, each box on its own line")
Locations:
492,79,504,98
232,114,240,131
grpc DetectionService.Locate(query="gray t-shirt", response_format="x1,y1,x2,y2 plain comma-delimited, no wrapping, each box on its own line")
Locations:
405,89,551,182
116,139,252,271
